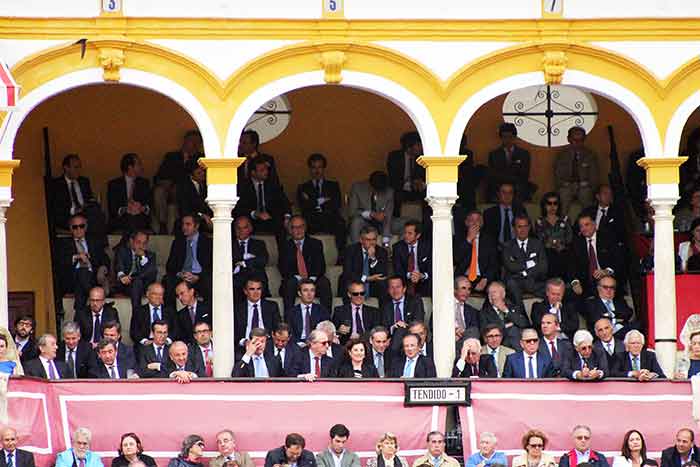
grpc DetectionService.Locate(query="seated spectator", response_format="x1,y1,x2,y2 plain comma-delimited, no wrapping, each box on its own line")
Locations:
234,278,280,349
487,122,533,202
389,333,436,378
168,435,206,467
56,428,103,467
130,282,177,348
503,329,553,379
0,427,35,467
483,183,527,245
367,326,394,378
412,431,459,467
679,218,700,272
317,425,361,467
535,192,573,278
232,216,269,298
165,341,205,383
297,153,346,255
408,321,432,358
23,334,67,379
453,338,497,378
480,281,530,351
280,215,332,312
387,131,426,218
393,220,431,296
554,127,599,213
531,278,579,340
176,157,212,229
502,214,547,305
232,327,281,378
382,276,425,347
676,331,700,379
584,276,636,337
289,329,336,380
481,324,515,377
334,338,378,378
333,281,381,345
676,189,700,233
286,279,330,347
316,321,345,365
88,338,134,379
0,334,20,376
265,323,299,377
137,320,171,378
593,317,626,372
581,184,627,247
165,214,213,306
342,226,388,303
56,321,93,378
55,214,110,313
115,230,158,314
12,315,38,364
189,321,213,378
660,428,700,467
512,429,555,467
153,130,202,234
175,281,211,344
264,433,316,467
465,432,507,467
349,171,396,246
538,313,574,376
237,129,279,184
107,153,152,233
612,430,652,467
366,433,409,467
558,425,609,467
615,330,665,380
454,210,500,292
210,429,254,467
76,287,120,347
561,330,607,381
111,433,156,467
102,321,137,374
453,276,480,343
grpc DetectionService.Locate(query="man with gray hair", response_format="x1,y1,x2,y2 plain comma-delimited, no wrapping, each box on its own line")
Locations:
561,330,607,380
289,329,335,380
57,321,94,378
453,276,480,343
465,432,507,467
412,431,460,467
453,338,497,378
23,334,68,380
558,425,609,467
56,427,103,467
164,341,205,383
614,329,665,380
210,429,255,467
316,320,344,364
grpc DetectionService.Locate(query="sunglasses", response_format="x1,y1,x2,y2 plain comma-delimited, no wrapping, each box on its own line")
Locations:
349,291,365,296
546,201,558,206
575,436,591,441
528,444,544,448
523,338,539,344
70,224,87,230
600,285,616,290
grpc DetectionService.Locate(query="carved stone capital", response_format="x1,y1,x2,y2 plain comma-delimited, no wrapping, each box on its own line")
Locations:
98,47,125,82
542,51,567,85
319,51,346,84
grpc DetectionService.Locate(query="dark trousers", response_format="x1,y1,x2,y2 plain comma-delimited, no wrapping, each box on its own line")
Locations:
281,275,332,312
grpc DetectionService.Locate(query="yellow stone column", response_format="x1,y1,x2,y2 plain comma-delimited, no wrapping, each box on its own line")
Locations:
417,156,466,378
198,157,245,377
637,156,687,376
0,160,20,329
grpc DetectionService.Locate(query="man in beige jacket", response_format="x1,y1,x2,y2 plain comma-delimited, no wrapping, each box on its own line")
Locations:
412,431,460,467
209,429,254,467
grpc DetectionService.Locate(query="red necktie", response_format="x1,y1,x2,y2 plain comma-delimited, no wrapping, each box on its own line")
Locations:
588,239,598,278
550,340,559,359
204,348,213,377
314,356,321,377
296,241,308,278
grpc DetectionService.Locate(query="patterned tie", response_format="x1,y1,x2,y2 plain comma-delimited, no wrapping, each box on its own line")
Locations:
314,356,321,377
527,356,535,379
66,349,76,378
467,239,478,281
7,452,13,467
632,356,640,371
152,306,161,323
204,348,213,377
296,241,308,278
588,239,598,278
252,304,260,329
376,353,385,378
354,306,364,334
304,305,312,338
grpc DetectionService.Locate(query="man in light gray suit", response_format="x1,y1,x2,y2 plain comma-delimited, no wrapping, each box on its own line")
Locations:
349,171,402,245
502,214,548,306
316,424,361,467
480,324,515,377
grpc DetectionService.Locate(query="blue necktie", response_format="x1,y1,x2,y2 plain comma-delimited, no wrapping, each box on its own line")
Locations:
7,452,13,467
362,252,370,298
152,306,160,323
527,356,535,379
403,358,415,378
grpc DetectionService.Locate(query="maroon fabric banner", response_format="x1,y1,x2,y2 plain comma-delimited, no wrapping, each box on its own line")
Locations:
644,274,699,349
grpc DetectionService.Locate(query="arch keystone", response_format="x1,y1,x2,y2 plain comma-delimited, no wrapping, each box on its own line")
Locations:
542,51,568,85
319,51,346,84
98,47,125,82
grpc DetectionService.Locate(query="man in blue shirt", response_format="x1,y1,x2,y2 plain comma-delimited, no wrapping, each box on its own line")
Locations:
55,427,103,467
466,432,507,467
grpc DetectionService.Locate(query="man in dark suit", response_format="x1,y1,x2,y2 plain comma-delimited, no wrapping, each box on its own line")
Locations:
234,278,280,349
584,275,636,336
23,334,68,379
115,230,158,314
288,329,336,379
237,129,280,185
285,279,330,345
87,339,134,379
593,317,626,372
453,277,481,344
102,320,137,374
389,333,436,378
279,216,332,312
232,327,282,377
232,215,269,299
454,211,500,292
56,321,94,378
137,320,171,378
129,282,177,347
176,158,212,226
561,330,608,380
12,315,38,364
333,281,381,345
296,153,346,254
382,276,425,347
538,313,574,376
265,323,299,377
482,183,527,245
367,326,394,378
163,341,206,382
386,131,426,217
479,281,530,351
503,328,554,378
393,220,431,296
486,123,533,202
54,214,110,313
107,153,152,232
453,338,498,378
614,330,665,380
75,287,120,347
174,281,212,344
531,278,580,340
164,213,213,305
316,321,345,365
0,427,36,467
660,428,700,467
341,225,388,302
580,184,626,247
502,214,547,305
189,321,214,377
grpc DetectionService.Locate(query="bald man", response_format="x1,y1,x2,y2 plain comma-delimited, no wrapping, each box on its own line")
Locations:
0,427,36,467
163,341,206,383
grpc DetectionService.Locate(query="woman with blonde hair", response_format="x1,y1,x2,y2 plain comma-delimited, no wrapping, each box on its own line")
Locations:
365,433,409,467
0,330,22,375
512,430,556,467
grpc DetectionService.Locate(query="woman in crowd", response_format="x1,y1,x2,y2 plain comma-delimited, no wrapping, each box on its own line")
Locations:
168,435,206,467
676,331,700,379
511,429,556,467
678,218,700,272
111,433,157,467
365,433,409,467
335,338,379,379
534,192,572,278
0,333,21,376
612,430,654,467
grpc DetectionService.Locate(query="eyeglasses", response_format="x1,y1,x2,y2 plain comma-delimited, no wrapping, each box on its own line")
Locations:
600,285,616,290
523,338,539,344
349,291,365,296
545,201,558,206
575,436,591,441
316,341,330,345
578,345,592,350
528,444,544,448
485,334,502,339
70,224,86,230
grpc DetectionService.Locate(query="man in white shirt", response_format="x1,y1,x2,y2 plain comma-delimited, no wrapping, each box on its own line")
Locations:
190,321,214,377
0,427,36,467
166,341,203,383
23,334,67,379
315,424,361,467
88,339,134,379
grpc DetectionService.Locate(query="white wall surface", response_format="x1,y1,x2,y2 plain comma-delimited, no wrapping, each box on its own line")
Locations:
345,0,541,19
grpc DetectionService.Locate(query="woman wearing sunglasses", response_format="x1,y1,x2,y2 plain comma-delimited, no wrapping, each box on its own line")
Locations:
168,435,206,467
512,429,555,467
535,191,572,279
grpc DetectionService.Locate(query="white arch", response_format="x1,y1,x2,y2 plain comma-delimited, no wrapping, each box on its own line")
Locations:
0,67,220,160
224,69,442,157
665,90,700,157
445,69,663,157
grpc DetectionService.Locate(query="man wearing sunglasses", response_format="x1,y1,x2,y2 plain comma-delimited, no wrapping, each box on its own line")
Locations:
558,425,609,467
584,276,637,338
55,214,110,313
288,329,335,380
503,328,553,379
561,330,608,381
332,281,380,346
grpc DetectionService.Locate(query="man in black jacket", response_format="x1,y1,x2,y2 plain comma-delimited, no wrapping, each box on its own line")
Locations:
530,278,580,340
660,428,700,467
341,226,388,303
333,281,382,345
107,153,152,233
479,281,530,351
0,427,36,467
454,210,500,292
264,433,317,467
234,278,280,350
23,334,68,379
176,157,212,229
175,281,212,344
382,275,425,346
393,220,431,296
386,131,426,217
482,183,527,245
231,327,282,378
584,275,636,336
232,215,269,299
593,317,626,372
75,287,120,347
486,123,534,202
129,282,177,347
56,321,95,378
389,333,436,378
12,315,38,363
114,230,158,314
